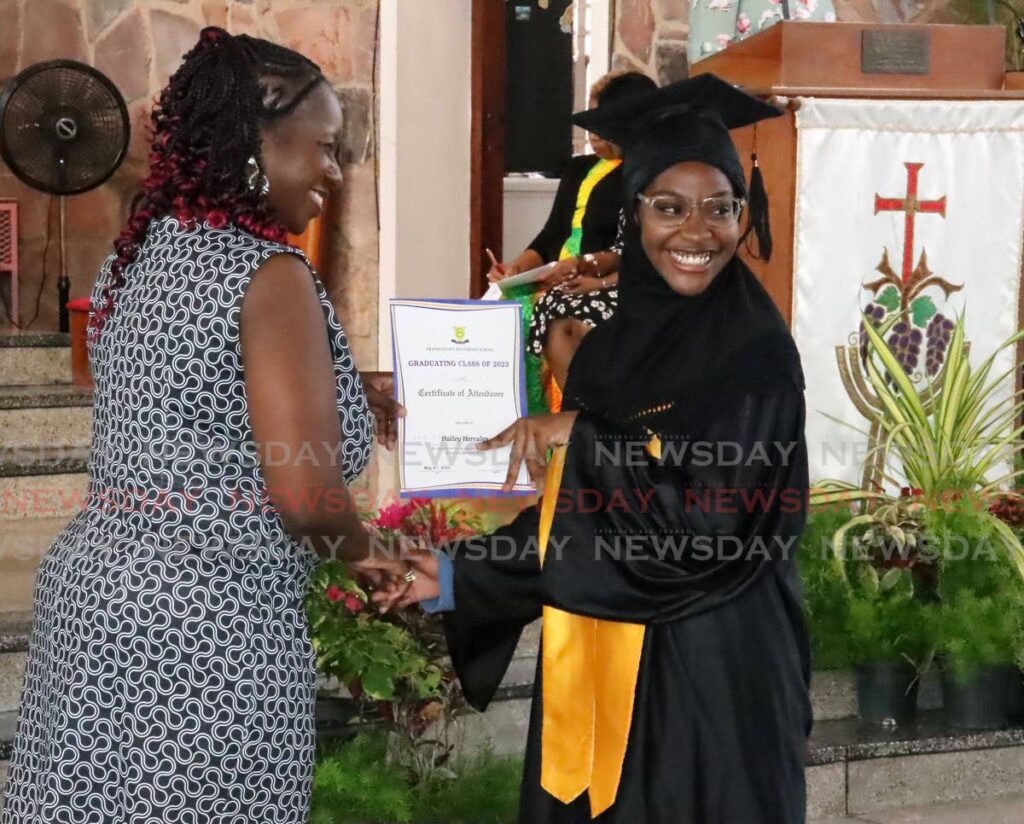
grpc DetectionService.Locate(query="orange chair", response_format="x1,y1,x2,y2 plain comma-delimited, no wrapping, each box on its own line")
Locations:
66,297,93,388
0,201,19,327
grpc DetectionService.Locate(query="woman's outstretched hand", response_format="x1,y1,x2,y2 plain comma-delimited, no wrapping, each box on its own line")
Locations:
348,535,412,591
365,546,442,613
361,371,406,449
478,411,579,493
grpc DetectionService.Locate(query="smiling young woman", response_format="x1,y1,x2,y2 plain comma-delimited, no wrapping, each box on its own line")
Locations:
368,76,813,824
636,161,744,297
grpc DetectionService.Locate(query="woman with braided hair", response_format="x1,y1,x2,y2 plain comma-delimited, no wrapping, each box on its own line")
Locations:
1,28,405,822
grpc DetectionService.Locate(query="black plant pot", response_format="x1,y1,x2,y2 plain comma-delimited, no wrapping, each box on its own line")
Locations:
1007,668,1024,726
942,663,1017,730
315,694,364,741
856,661,919,726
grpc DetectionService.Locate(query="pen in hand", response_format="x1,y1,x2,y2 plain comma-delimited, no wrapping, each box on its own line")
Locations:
486,248,506,281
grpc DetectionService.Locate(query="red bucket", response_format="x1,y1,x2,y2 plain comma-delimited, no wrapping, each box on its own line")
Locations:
66,298,92,389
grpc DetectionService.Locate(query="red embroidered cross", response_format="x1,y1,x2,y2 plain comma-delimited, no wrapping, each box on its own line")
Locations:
874,162,946,283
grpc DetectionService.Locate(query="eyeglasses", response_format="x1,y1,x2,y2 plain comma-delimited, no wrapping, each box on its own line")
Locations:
636,194,746,228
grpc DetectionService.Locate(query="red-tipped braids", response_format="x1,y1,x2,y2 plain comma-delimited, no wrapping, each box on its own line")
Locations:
89,27,325,340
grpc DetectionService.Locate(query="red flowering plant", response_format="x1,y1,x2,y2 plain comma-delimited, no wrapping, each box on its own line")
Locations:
989,490,1024,536
306,498,483,778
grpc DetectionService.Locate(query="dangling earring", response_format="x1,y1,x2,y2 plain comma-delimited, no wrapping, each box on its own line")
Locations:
246,155,270,197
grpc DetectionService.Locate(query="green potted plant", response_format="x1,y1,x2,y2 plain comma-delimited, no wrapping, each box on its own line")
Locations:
847,584,932,727
989,490,1024,721
812,313,1024,726
798,508,857,673
931,591,1023,728
832,496,935,725
927,505,1024,728
799,504,933,725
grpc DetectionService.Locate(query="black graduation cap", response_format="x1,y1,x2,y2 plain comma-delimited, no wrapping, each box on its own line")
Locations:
572,73,781,147
572,74,783,260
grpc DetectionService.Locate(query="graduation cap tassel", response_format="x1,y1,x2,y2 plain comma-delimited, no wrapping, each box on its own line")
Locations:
746,124,772,262
747,153,772,262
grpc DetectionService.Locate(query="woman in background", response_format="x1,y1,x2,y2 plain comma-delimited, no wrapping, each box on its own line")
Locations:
489,71,657,393
1,28,402,823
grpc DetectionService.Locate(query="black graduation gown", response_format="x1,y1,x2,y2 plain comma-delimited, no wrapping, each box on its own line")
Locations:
442,390,812,824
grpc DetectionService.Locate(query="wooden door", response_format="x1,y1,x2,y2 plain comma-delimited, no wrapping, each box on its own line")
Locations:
470,0,506,298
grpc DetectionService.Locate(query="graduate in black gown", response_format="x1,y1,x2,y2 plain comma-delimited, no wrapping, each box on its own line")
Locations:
376,74,812,824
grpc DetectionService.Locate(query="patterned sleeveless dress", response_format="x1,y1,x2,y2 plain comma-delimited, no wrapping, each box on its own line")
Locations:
1,218,373,823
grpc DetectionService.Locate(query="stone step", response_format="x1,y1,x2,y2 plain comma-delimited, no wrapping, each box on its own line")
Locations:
806,712,1024,818
0,518,65,614
452,681,1024,817
0,613,32,654
0,707,15,760
0,448,89,484
452,693,531,757
0,613,30,714
810,794,1024,824
0,599,967,728
0,384,92,411
0,405,91,451
501,620,539,689
0,448,90,617
454,701,1024,819
0,471,89,531
0,713,11,811
0,654,25,715
0,333,72,387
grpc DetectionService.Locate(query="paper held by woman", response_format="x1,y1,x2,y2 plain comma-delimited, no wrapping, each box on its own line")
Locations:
497,260,558,291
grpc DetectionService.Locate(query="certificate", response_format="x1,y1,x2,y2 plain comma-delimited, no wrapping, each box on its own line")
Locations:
390,299,533,497
496,261,557,292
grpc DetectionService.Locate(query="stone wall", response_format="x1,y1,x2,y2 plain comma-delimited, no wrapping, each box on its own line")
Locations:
0,0,380,367
613,0,961,84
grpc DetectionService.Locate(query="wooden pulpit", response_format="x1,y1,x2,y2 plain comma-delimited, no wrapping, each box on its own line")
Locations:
689,21,1015,324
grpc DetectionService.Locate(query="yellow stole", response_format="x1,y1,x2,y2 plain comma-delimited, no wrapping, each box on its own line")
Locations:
557,157,622,261
537,444,648,818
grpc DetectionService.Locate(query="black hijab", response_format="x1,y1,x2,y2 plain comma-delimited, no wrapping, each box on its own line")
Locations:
563,75,803,429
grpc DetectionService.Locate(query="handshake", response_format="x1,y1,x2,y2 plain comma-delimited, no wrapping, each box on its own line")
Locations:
350,539,443,613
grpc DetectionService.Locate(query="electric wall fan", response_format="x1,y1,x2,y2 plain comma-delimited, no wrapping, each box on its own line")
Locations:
0,60,130,331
